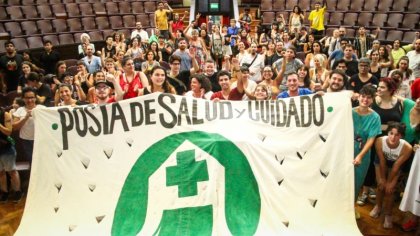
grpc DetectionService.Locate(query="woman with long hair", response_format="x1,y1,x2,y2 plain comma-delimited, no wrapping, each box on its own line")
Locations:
139,66,175,95
16,62,33,95
289,5,304,33
369,49,382,80
264,42,276,66
305,41,327,68
304,34,315,54
258,66,280,99
148,41,162,63
378,45,394,78
185,74,213,99
141,50,160,76
309,54,329,91
113,32,126,54
56,83,85,106
119,56,149,100
74,60,94,95
184,27,208,71
297,65,314,90
125,37,144,63
389,56,413,98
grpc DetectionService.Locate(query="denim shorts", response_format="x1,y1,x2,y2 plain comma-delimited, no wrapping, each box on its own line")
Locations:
0,145,17,171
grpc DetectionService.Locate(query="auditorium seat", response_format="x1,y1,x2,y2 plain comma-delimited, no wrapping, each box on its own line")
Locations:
136,14,150,28
386,13,403,29
123,15,136,28
79,3,95,17
285,0,297,11
37,0,49,4
37,5,54,19
51,4,67,15
269,0,287,11
109,16,124,29
6,6,25,21
325,28,335,37
363,0,377,12
52,19,68,33
58,33,75,44
349,0,364,12
5,22,24,37
325,0,336,11
357,13,372,27
132,2,144,14
371,14,388,28
92,2,106,15
21,21,40,36
400,14,419,31
66,3,82,18
49,0,63,4
21,6,41,20
26,36,44,48
102,29,115,39
66,65,78,76
80,17,97,31
335,0,350,12
64,58,78,67
261,11,275,26
386,30,404,42
391,0,408,12
119,29,131,41
377,0,393,13
149,13,155,27
105,2,119,15
96,17,111,30
37,20,55,35
63,0,76,3
22,0,36,4
402,31,417,43
7,0,21,5
328,12,343,27
118,2,131,15
68,18,84,32
11,38,28,51
406,0,420,13
144,2,156,13
260,0,272,12
73,32,84,43
342,13,358,27
345,28,356,38
75,0,88,3
299,0,311,11
88,31,103,42
376,29,386,41
43,34,60,46
0,7,8,22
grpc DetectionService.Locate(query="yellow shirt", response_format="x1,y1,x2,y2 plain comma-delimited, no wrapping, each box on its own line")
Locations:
155,9,170,30
308,7,326,31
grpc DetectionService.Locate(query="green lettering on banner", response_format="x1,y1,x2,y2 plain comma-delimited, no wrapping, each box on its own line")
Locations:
112,131,260,236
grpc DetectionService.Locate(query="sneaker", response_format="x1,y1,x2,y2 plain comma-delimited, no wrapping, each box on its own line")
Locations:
383,215,393,229
357,193,368,206
10,191,23,203
369,205,381,218
368,188,376,199
0,191,8,203
402,219,418,232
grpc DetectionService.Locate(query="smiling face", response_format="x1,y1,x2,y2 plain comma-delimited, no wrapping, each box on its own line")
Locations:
358,93,373,108
190,78,201,92
398,59,409,71
95,83,111,100
59,85,72,102
151,68,166,87
287,74,299,92
218,75,230,90
329,73,345,91
254,85,268,100
22,64,31,75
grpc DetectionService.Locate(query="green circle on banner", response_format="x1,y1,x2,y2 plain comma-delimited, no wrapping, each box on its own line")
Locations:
112,131,261,236
51,123,58,130
327,106,333,112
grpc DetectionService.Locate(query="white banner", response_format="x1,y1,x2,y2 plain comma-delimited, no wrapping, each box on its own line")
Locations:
16,92,360,236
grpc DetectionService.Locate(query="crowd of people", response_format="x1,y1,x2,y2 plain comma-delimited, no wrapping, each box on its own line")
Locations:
0,0,419,233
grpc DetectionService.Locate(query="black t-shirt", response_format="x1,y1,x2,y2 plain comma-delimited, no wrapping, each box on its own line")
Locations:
206,72,220,92
39,50,60,74
37,83,53,106
347,74,379,107
332,59,359,77
0,54,24,92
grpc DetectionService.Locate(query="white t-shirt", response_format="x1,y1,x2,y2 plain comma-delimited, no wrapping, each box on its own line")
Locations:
14,105,44,140
240,53,265,82
131,29,149,42
184,90,214,100
406,50,420,78
230,79,257,101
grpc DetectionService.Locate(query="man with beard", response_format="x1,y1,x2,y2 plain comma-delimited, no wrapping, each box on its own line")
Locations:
326,69,348,92
332,44,359,77
240,42,265,82
0,41,24,93
406,38,420,78
131,22,149,45
167,53,199,95
81,45,102,74
267,41,284,67
93,73,124,105
172,38,196,72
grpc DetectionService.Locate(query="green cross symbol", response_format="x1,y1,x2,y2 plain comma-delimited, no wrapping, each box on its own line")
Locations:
166,149,209,198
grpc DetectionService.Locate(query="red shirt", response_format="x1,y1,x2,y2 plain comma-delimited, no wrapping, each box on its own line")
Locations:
411,78,420,100
119,72,143,100
171,20,184,33
210,88,244,101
